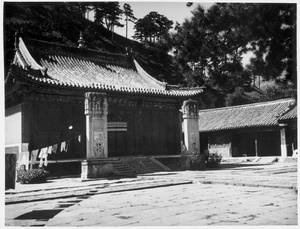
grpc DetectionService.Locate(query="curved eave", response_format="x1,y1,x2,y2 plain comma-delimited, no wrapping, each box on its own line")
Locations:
16,37,44,70
9,65,203,98
133,58,166,88
29,76,203,97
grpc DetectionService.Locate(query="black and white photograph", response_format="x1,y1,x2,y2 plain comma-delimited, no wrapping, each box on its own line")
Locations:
3,0,298,227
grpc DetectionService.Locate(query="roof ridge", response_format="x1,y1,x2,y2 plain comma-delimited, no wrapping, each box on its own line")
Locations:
199,98,295,113
24,37,127,58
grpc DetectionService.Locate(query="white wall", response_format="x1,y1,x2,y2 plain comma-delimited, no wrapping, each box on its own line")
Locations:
5,105,22,146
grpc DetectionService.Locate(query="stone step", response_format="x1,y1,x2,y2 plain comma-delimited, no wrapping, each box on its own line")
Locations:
122,159,152,174
117,157,170,174
112,160,137,176
138,158,167,172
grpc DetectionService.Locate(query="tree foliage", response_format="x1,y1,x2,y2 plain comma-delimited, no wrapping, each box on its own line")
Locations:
171,3,296,106
123,3,137,38
65,2,93,17
133,11,173,43
256,85,296,102
93,2,124,31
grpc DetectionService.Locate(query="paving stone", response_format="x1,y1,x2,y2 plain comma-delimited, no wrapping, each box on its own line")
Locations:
5,162,298,226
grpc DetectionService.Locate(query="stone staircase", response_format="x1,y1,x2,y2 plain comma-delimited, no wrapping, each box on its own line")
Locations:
111,160,137,176
122,158,151,174
139,158,167,173
113,157,170,176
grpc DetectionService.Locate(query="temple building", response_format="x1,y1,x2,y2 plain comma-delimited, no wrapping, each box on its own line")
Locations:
5,34,203,177
6,34,296,180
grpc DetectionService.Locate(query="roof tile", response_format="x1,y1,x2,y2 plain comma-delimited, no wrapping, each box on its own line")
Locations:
198,99,296,132
278,104,297,120
11,37,203,97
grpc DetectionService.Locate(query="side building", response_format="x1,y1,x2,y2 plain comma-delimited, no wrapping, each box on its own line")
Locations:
198,98,297,158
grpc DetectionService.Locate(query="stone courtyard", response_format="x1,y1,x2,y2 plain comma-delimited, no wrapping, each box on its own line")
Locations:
44,183,296,226
5,159,298,227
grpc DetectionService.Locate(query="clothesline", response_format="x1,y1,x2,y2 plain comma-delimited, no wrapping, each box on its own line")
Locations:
18,135,82,170
37,139,70,167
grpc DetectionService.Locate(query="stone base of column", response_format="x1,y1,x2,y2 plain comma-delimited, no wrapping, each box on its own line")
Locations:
281,144,288,157
81,159,114,180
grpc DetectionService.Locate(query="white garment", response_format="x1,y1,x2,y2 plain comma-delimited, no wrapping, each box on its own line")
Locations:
52,144,58,154
47,145,52,155
18,151,29,170
38,147,49,167
60,140,69,153
60,141,66,152
38,147,48,159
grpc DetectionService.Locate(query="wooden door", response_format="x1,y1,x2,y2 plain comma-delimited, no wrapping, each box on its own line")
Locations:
108,131,127,157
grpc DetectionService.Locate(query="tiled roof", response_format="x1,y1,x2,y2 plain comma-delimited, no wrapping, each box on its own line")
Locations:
278,104,297,121
10,37,203,97
198,98,296,132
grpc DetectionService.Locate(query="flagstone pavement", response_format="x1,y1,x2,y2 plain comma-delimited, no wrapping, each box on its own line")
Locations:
5,159,298,227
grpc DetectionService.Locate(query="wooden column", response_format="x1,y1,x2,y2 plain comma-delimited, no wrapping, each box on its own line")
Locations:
279,123,288,157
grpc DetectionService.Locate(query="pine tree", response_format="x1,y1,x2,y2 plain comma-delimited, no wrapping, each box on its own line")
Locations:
133,11,173,43
123,3,136,39
93,2,124,40
171,3,296,92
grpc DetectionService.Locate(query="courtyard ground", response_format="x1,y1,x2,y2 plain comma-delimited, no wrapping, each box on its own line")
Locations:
4,157,298,227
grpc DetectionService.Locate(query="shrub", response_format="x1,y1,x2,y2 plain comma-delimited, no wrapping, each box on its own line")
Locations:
207,153,222,168
17,168,50,184
190,152,206,170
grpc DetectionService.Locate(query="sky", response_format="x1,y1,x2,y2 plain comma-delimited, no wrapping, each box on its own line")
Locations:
85,1,214,40
85,1,254,66
113,2,214,39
